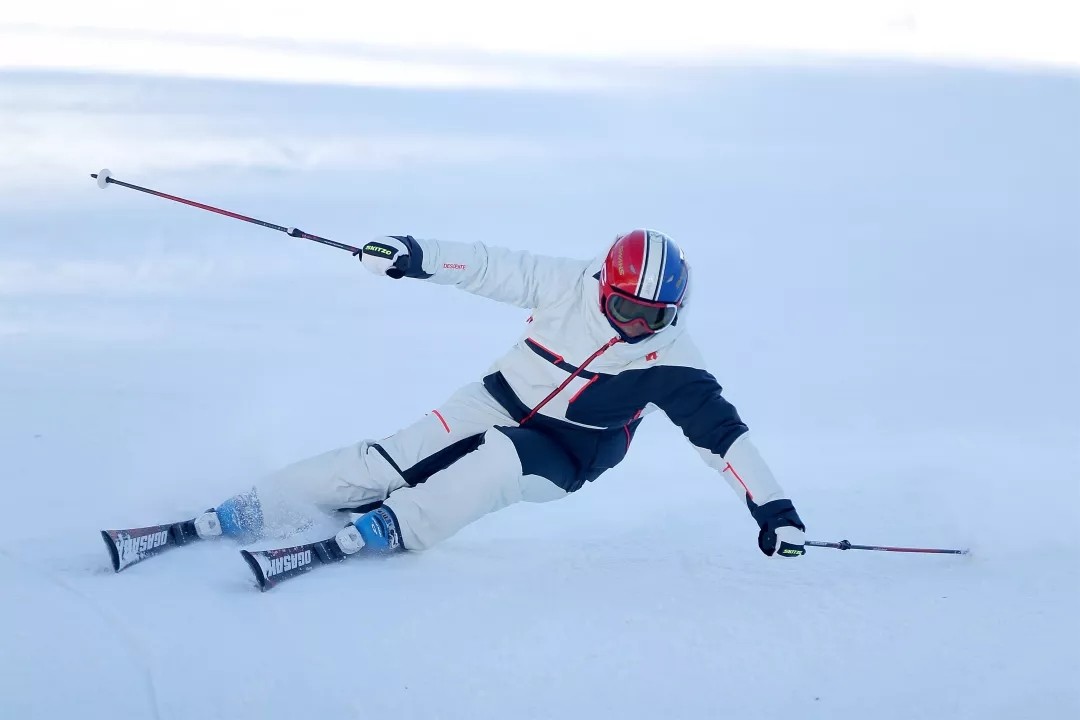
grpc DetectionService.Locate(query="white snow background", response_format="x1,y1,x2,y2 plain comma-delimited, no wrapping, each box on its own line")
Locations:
1,5,1079,719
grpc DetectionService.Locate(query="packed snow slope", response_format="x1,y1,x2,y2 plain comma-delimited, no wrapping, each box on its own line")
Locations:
1,60,1078,719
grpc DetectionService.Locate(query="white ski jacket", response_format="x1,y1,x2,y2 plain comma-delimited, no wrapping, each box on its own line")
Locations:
392,237,794,510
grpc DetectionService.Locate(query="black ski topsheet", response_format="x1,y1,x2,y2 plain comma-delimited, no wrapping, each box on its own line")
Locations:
102,520,348,590
100,520,196,572
241,537,346,592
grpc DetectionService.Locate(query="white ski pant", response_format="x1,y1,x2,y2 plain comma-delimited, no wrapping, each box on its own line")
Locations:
250,382,567,550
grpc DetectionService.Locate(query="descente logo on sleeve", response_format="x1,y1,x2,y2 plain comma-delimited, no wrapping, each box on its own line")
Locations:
443,263,467,270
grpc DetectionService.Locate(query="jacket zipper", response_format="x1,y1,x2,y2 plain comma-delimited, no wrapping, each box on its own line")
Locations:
520,336,622,425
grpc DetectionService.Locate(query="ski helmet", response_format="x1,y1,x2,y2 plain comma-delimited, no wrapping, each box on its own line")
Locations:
599,229,689,341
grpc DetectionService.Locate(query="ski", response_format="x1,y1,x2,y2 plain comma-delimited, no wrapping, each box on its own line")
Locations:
100,519,200,572
240,536,348,592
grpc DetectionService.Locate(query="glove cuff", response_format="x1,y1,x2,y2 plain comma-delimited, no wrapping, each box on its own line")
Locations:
747,497,806,533
388,235,433,279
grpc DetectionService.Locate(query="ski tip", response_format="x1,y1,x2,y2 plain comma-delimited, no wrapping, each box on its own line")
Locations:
100,530,121,573
240,550,272,592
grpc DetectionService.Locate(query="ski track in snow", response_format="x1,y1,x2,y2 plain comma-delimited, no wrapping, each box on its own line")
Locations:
0,545,162,718
1,58,1078,719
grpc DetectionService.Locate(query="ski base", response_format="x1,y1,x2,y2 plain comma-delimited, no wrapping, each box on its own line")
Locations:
101,519,200,572
241,537,347,592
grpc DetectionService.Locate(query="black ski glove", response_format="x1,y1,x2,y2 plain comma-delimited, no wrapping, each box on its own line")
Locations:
748,498,806,557
357,235,431,280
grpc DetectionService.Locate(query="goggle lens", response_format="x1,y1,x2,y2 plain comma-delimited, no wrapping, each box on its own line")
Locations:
606,294,678,333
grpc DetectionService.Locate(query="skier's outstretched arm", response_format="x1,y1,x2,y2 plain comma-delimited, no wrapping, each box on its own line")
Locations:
656,364,807,558
357,235,588,309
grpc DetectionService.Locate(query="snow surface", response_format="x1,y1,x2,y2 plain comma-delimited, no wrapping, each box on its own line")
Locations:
1,59,1078,719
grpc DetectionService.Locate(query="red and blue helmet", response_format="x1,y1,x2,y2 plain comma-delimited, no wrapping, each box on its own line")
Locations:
599,229,690,341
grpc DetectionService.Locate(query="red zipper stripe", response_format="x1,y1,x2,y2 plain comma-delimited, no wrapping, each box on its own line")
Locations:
723,462,753,500
521,337,621,425
432,409,450,433
568,375,599,404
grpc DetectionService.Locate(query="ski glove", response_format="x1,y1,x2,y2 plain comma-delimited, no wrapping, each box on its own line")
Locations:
358,235,418,279
748,498,806,557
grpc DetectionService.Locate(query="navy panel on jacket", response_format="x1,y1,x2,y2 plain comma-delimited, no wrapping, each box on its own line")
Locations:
525,338,598,379
484,372,641,492
566,365,748,457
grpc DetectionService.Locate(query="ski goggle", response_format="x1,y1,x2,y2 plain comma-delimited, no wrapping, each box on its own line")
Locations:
605,292,679,337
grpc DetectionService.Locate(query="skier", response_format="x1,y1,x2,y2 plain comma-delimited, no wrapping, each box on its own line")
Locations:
192,229,806,559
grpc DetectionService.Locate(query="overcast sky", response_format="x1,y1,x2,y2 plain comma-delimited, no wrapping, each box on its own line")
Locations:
2,0,1078,90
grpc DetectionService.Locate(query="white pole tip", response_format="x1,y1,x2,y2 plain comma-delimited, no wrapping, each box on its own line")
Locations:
96,169,112,189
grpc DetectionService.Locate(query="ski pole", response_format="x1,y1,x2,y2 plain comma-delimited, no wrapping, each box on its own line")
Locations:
90,169,362,256
806,539,968,555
